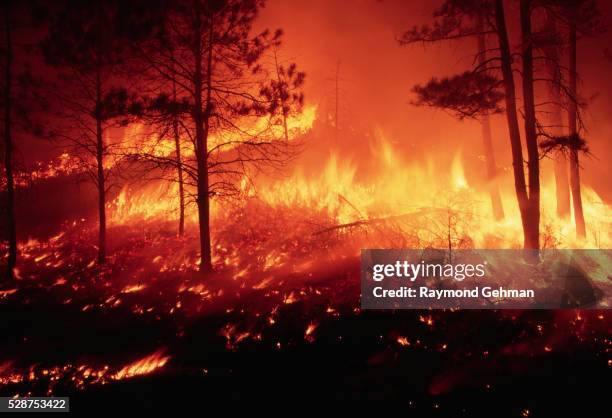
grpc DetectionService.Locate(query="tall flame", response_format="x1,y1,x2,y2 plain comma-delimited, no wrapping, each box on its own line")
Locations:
107,113,611,250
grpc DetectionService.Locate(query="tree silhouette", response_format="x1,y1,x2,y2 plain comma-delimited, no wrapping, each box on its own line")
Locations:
260,50,305,141
476,13,504,221
41,0,147,264
567,4,586,238
401,1,548,245
410,0,606,249
562,0,600,239
412,71,504,119
1,2,17,280
128,86,192,237
1,1,47,280
540,11,571,218
402,2,509,223
131,0,305,273
539,0,601,239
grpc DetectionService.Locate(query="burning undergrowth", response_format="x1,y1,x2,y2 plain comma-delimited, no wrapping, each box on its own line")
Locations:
1,128,611,411
0,0,611,413
0,194,610,413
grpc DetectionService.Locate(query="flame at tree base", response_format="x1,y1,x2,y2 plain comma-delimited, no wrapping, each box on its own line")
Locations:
106,128,611,252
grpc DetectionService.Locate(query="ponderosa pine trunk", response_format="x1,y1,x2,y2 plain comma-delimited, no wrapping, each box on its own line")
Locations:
477,15,504,221
550,94,571,218
172,76,185,237
3,3,16,280
552,147,571,217
519,0,540,250
480,115,505,221
194,2,212,273
95,67,106,264
273,51,290,141
568,16,586,238
493,0,536,249
544,13,571,218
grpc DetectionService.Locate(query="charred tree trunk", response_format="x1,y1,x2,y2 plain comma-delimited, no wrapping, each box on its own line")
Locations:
544,13,571,218
480,116,505,220
3,4,16,280
550,96,571,218
282,107,289,141
194,3,212,273
568,17,586,238
95,67,106,264
334,61,340,145
172,76,185,237
519,0,540,250
552,150,570,217
477,15,504,221
493,0,534,249
273,51,289,141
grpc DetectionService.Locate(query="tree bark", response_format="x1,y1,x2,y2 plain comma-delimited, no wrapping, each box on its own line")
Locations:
95,67,106,264
567,17,586,238
334,61,340,145
273,51,289,141
552,140,571,217
480,115,505,220
493,0,535,249
476,15,504,221
172,75,185,237
544,13,571,218
193,1,212,273
519,0,540,250
3,3,16,280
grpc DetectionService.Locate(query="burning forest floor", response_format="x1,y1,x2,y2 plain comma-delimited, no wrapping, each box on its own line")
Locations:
0,202,610,415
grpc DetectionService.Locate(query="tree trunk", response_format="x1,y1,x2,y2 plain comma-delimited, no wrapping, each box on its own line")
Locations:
193,2,212,273
95,68,106,264
544,13,571,218
519,0,540,250
334,61,340,145
477,15,504,221
3,3,16,280
553,156,570,215
550,105,571,217
568,17,586,238
480,116,505,220
273,51,290,141
172,76,185,237
282,108,289,141
493,0,534,249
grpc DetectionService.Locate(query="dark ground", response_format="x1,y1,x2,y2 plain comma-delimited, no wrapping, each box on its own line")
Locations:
0,239,609,416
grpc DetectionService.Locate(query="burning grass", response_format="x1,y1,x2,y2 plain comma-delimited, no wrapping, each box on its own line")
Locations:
0,199,610,411
0,150,611,411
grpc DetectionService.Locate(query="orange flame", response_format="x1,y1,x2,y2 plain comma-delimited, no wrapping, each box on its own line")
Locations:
111,350,169,380
105,110,610,250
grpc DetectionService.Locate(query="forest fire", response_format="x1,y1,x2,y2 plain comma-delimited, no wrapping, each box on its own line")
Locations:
1,0,611,415
106,126,611,252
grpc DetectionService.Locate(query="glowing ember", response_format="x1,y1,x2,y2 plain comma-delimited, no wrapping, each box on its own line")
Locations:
111,350,170,380
121,284,147,294
397,336,410,346
0,289,18,299
283,292,298,304
305,322,318,338
419,315,434,327
221,325,251,350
